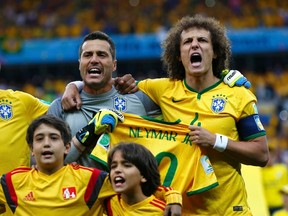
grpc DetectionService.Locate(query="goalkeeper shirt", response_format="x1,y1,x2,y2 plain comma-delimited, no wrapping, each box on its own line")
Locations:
48,86,160,168
0,165,181,215
0,89,48,175
137,78,266,215
0,164,113,216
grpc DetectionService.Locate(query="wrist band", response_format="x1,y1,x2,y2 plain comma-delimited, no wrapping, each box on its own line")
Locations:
213,134,228,152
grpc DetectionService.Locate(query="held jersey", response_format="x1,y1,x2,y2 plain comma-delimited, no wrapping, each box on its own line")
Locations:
48,87,160,168
138,78,266,215
105,194,165,216
0,164,114,216
90,113,218,196
0,90,48,175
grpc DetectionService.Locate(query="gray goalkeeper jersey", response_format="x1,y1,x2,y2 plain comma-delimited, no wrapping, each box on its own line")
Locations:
47,87,160,168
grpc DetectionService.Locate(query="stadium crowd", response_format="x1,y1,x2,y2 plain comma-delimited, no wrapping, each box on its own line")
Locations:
0,0,288,40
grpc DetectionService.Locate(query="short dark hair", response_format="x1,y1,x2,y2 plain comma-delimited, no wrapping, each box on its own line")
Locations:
26,115,72,149
78,31,116,60
107,142,161,196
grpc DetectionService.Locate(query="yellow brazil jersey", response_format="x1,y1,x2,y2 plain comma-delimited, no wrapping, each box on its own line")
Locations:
0,165,114,216
90,113,219,214
137,78,266,215
0,90,48,175
273,209,288,216
105,194,165,215
262,163,288,208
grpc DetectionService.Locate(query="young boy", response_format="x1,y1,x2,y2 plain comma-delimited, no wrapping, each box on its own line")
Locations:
0,115,181,215
105,142,175,215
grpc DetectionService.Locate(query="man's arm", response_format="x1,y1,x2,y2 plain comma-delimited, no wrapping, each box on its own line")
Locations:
188,125,269,166
61,81,83,111
113,74,138,94
66,109,124,163
61,70,250,111
61,74,138,111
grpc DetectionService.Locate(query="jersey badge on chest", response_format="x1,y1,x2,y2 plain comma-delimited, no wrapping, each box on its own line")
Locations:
113,96,127,112
62,187,76,200
211,95,227,113
0,102,13,120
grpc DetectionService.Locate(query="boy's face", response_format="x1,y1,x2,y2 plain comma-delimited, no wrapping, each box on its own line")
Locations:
110,150,147,197
32,123,70,175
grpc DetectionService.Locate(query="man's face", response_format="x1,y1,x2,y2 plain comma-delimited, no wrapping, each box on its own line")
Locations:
79,39,117,94
179,27,215,78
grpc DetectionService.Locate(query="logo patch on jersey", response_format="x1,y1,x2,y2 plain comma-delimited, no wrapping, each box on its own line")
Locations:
254,115,264,131
23,191,35,201
211,95,227,113
62,187,76,199
200,155,214,174
113,96,127,112
97,133,110,150
0,101,13,120
172,97,184,103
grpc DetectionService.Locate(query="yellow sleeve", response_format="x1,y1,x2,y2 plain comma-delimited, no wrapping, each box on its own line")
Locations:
154,186,182,206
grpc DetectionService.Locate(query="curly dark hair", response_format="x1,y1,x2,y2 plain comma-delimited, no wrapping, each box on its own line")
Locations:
161,14,231,80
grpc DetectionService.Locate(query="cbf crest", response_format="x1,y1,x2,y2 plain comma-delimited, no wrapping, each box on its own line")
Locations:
113,96,127,112
211,95,227,113
0,100,13,120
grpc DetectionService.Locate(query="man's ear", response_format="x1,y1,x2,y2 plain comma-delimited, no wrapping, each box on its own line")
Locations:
113,59,117,71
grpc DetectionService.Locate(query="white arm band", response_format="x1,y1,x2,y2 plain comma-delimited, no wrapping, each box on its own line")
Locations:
213,134,228,152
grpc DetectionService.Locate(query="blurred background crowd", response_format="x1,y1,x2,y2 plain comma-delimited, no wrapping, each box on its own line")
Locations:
1,0,288,38
1,1,288,214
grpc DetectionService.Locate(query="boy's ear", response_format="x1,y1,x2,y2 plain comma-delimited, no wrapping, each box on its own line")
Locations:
141,176,147,183
64,142,71,155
